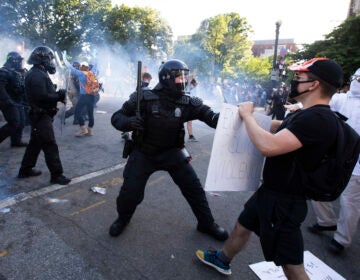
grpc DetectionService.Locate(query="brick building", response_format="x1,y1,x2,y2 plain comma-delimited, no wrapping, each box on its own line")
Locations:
251,39,297,58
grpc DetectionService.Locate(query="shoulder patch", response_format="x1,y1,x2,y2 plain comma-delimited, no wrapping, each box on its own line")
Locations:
190,96,203,106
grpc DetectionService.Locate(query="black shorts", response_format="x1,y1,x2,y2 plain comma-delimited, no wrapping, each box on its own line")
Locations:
238,187,308,266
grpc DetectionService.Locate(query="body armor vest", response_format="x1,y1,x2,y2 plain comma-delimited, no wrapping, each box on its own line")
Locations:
137,94,190,154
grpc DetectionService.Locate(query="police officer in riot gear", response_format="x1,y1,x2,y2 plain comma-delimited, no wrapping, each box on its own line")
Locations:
0,51,28,147
109,59,228,241
18,46,71,185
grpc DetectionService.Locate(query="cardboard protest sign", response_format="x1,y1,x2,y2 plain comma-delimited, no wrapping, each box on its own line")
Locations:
205,103,271,191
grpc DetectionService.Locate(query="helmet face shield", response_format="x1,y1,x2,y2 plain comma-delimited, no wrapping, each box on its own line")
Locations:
27,46,57,74
159,59,190,95
6,52,24,70
12,57,24,70
173,69,189,93
46,57,57,74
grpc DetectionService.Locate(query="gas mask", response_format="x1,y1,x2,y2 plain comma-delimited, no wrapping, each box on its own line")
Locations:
45,58,57,74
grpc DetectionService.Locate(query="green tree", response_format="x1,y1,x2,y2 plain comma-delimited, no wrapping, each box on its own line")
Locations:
192,13,253,81
105,4,173,61
238,56,272,85
0,0,111,55
291,16,360,82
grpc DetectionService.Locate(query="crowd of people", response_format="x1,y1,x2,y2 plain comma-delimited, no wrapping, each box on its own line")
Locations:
1,46,359,279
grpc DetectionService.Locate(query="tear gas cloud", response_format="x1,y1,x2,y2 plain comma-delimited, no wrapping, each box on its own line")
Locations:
0,36,224,111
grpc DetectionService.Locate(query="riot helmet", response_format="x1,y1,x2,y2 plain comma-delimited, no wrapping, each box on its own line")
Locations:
27,46,57,74
5,52,24,70
158,59,189,94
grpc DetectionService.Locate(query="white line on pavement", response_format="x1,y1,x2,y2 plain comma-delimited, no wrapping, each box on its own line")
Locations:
0,163,126,209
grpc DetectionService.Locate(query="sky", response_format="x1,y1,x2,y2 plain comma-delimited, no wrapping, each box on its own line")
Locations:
112,0,350,44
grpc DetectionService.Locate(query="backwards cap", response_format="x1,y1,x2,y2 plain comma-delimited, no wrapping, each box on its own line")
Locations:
288,57,343,88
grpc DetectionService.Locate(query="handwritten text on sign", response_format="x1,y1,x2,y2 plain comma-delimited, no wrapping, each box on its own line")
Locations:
205,103,271,192
249,251,345,280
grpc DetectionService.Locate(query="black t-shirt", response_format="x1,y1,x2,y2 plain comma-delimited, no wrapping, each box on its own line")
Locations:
262,104,337,196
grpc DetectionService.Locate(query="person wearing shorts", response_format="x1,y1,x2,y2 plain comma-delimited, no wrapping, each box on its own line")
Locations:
195,58,343,279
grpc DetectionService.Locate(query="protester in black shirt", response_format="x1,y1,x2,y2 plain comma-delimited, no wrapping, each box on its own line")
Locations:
196,58,343,278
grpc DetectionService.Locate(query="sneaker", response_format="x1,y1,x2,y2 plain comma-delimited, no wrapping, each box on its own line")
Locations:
196,250,231,276
328,239,344,254
18,168,42,178
197,223,229,241
308,223,337,234
50,175,71,185
188,135,198,142
109,218,129,237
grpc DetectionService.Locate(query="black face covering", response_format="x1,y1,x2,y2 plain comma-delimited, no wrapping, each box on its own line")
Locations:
289,79,314,99
175,82,186,92
45,59,57,74
12,59,23,71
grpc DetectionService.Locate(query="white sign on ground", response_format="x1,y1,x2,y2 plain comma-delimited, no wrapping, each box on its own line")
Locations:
205,103,271,191
249,250,346,280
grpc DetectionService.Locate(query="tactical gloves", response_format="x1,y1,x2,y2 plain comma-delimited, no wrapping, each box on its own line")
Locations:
57,89,67,104
127,116,144,131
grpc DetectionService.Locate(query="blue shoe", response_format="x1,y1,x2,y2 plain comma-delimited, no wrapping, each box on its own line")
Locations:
196,250,231,275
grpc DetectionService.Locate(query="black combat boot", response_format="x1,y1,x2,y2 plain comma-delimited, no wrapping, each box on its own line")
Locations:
109,218,129,237
18,168,42,178
197,222,229,241
50,175,71,185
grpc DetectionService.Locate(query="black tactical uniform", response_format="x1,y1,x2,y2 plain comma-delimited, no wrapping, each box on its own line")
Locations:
109,59,228,241
18,46,71,185
0,52,28,147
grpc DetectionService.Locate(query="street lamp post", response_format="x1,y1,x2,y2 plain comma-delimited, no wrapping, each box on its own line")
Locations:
272,20,282,70
270,20,282,83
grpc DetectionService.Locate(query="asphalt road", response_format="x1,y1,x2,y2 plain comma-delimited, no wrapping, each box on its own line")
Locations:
0,95,359,280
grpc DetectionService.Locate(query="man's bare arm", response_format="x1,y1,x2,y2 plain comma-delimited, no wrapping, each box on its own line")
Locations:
238,102,302,157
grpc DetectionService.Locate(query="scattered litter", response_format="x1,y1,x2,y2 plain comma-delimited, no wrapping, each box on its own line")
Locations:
0,208,10,214
91,186,106,195
171,254,175,259
46,198,69,203
209,192,225,197
96,110,107,114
